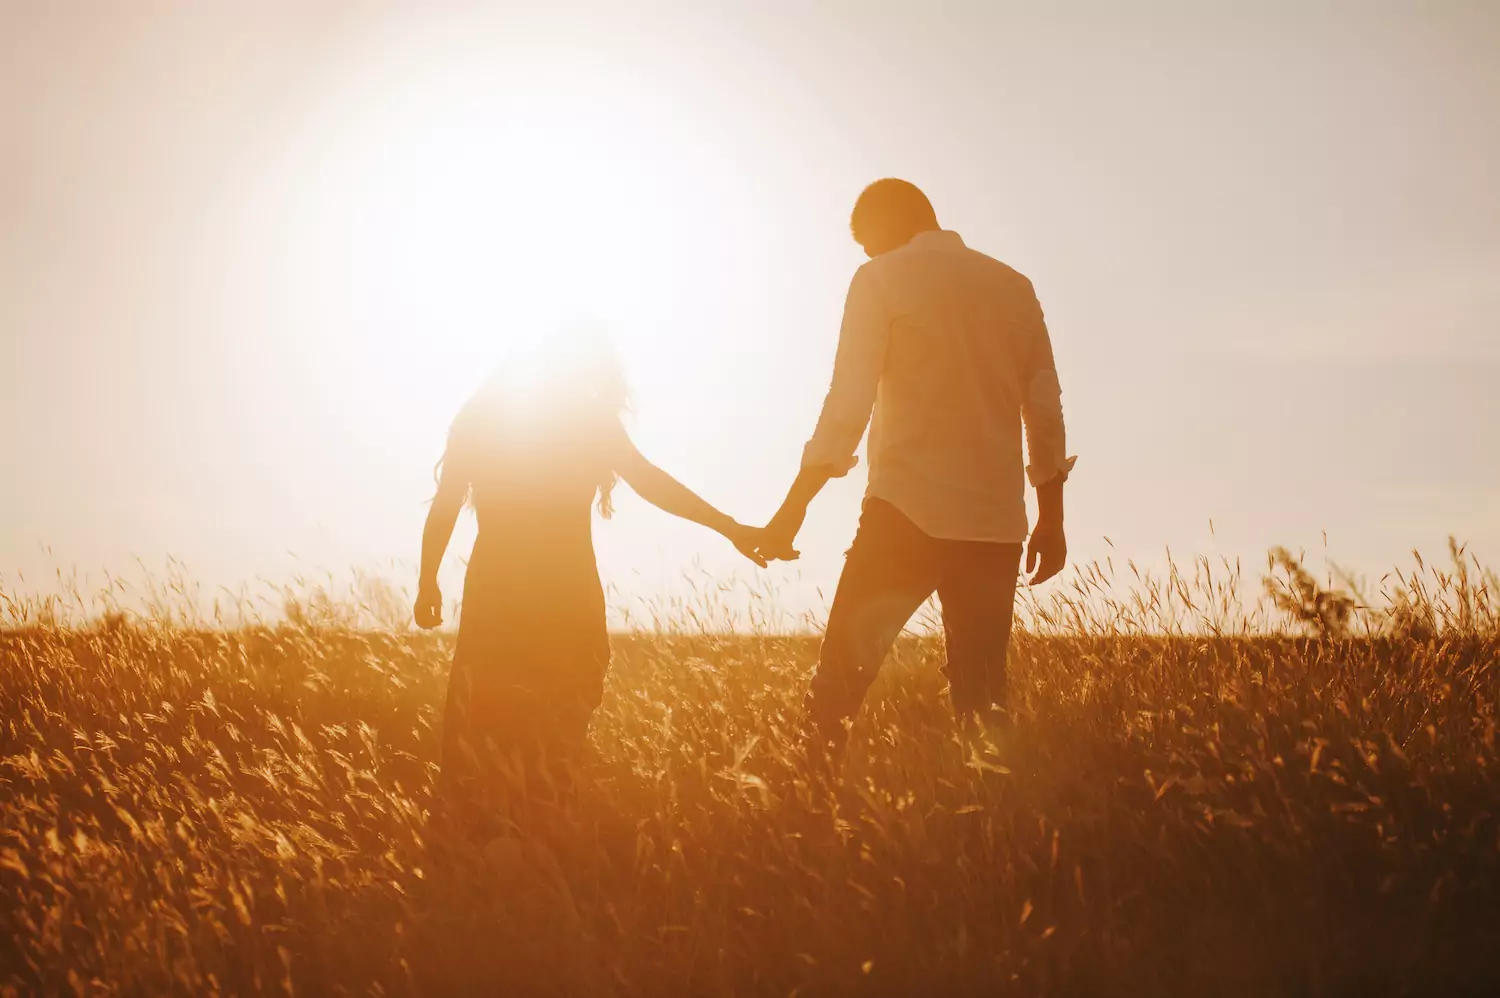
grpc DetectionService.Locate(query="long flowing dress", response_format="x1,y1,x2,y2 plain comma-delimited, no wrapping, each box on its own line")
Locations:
439,400,616,778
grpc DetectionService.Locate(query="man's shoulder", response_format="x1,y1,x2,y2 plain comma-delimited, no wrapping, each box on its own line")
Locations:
959,244,1029,284
883,233,1030,283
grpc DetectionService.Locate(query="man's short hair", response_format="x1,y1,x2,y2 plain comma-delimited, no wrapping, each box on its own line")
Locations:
850,179,938,243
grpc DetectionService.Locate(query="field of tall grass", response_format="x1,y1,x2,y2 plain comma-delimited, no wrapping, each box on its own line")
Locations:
2,545,1497,996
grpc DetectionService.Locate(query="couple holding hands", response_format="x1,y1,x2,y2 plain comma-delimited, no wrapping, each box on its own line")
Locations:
416,178,1074,779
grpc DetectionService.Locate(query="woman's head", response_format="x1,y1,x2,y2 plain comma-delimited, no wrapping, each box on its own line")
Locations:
442,321,630,516
489,320,628,423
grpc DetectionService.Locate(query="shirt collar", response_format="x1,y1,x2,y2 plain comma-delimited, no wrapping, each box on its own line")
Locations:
909,229,965,249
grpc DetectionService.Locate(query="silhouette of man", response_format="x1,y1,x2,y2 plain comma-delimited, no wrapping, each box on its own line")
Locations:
761,179,1075,757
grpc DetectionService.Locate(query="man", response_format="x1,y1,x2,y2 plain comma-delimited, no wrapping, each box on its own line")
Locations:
760,178,1075,756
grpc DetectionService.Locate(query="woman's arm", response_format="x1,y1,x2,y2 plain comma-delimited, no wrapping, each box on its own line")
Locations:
615,432,767,567
415,467,467,628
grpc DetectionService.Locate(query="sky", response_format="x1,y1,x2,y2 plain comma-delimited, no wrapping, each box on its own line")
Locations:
3,2,1498,626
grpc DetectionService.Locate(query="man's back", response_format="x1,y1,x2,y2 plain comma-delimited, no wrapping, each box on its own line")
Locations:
802,229,1070,544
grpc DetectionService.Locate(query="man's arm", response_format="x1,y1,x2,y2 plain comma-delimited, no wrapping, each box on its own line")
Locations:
761,265,888,559
1017,277,1076,585
762,466,835,560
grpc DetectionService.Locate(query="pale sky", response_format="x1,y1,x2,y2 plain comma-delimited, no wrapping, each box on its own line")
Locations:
3,2,1498,624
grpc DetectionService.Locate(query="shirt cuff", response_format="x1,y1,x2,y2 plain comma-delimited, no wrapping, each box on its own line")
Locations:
801,440,860,477
1026,454,1077,488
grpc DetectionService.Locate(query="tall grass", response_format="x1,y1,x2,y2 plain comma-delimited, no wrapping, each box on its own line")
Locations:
1,545,1497,995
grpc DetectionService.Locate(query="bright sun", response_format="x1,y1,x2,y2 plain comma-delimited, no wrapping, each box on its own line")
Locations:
269,42,764,471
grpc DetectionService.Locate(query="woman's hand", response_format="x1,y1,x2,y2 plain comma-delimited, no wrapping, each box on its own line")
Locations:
414,579,444,629
724,522,770,568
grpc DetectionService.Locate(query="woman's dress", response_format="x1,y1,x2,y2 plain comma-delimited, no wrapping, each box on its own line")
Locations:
440,409,615,770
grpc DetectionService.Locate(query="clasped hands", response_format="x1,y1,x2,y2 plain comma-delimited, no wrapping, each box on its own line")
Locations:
723,511,804,569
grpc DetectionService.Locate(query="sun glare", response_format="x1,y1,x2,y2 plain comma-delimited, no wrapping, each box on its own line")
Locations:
270,45,761,471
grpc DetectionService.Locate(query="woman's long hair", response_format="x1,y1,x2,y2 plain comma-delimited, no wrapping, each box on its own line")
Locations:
437,325,629,517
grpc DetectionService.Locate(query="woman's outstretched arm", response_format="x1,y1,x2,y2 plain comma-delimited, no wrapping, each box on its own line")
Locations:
415,467,467,628
616,432,768,567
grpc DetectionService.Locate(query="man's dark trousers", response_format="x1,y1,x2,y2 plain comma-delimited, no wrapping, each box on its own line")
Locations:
806,498,1024,750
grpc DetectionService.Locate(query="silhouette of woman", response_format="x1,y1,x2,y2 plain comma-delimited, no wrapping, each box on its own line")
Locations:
414,328,763,796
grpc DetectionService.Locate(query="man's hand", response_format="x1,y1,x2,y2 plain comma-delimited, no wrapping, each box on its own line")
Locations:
757,529,801,563
414,579,444,629
759,465,833,562
1025,521,1067,586
757,508,806,563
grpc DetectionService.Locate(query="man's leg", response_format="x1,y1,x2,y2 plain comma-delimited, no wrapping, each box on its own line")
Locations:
936,541,1024,727
805,501,940,755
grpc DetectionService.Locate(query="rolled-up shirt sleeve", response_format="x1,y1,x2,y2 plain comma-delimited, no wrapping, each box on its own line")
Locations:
1017,278,1077,487
801,264,889,474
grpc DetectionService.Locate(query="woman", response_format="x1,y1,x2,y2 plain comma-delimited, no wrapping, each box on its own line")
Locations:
414,331,764,789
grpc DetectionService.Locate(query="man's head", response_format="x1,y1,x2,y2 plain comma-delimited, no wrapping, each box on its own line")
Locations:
849,178,940,258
